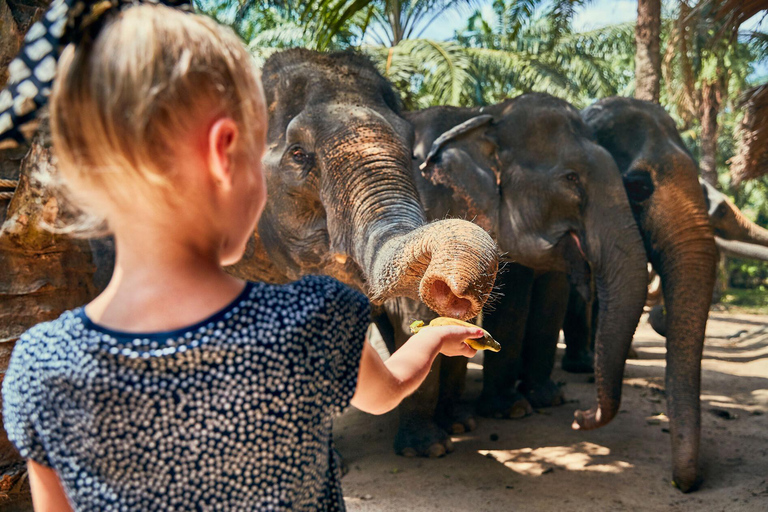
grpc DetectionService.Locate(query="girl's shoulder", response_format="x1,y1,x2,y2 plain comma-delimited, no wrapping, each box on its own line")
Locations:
10,310,83,364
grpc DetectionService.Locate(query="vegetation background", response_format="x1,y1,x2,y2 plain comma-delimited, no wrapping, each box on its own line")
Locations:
195,0,768,311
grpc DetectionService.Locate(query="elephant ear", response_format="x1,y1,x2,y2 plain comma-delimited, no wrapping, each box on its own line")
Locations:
420,115,495,170
417,114,499,233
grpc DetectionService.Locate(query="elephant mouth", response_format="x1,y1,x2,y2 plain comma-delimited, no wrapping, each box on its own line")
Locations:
557,229,592,302
568,230,587,259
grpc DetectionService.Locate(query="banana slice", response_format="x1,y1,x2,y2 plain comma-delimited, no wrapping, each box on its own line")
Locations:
409,317,501,352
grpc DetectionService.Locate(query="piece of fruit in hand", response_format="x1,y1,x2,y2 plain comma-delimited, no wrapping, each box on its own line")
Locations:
409,317,501,352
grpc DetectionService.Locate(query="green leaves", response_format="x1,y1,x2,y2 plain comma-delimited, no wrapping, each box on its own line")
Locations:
365,39,474,108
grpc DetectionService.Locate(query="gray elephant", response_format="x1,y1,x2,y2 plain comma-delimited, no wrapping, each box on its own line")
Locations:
375,93,649,458
574,97,718,492
221,49,500,321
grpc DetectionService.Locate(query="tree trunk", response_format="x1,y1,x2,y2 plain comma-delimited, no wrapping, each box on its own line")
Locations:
699,80,721,188
635,0,661,103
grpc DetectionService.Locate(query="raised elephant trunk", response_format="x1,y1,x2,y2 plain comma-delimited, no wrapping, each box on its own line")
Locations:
719,198,768,247
319,119,498,320
572,148,648,430
715,237,768,260
646,169,717,492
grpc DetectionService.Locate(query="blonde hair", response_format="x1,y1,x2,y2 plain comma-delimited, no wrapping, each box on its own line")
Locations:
49,4,265,232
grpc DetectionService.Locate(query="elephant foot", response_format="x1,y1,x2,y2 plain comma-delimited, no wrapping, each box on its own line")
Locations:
436,404,478,435
477,391,533,419
518,380,565,409
562,351,594,374
394,419,454,458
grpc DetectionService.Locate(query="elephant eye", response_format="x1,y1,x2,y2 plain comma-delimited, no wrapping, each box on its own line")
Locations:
565,172,580,184
290,146,312,165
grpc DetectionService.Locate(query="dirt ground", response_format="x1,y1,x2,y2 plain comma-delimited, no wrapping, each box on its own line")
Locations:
337,311,768,512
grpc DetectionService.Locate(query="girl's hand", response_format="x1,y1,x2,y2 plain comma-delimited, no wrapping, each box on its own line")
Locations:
412,325,481,358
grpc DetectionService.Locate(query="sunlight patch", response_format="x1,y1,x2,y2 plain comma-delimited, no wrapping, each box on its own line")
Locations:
478,442,633,476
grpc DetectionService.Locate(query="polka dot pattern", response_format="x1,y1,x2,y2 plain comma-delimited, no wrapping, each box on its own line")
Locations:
2,276,370,511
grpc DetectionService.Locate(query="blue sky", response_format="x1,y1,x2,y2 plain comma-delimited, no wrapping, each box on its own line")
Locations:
420,0,638,40
420,0,766,39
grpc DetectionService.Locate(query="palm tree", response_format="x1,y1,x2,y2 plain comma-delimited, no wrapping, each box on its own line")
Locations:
455,0,633,107
635,0,662,102
663,0,767,188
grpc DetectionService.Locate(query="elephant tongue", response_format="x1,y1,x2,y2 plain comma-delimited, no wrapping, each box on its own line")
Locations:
570,231,586,258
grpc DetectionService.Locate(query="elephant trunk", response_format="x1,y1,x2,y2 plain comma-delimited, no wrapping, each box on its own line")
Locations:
320,121,498,320
721,199,768,247
368,219,499,319
650,183,717,492
573,154,649,430
715,237,768,260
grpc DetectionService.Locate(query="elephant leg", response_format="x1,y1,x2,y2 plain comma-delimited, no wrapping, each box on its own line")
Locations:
477,264,535,419
384,297,453,458
519,271,568,408
435,351,475,434
562,284,595,373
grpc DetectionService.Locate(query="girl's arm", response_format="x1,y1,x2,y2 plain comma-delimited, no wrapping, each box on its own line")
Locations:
27,460,72,512
350,325,482,415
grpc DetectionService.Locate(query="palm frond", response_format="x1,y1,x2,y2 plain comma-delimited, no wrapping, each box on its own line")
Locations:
365,38,474,107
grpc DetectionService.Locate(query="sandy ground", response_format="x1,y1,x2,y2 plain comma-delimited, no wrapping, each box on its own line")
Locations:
337,311,768,512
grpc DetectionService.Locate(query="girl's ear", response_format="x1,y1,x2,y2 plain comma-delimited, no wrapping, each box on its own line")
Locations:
208,118,239,189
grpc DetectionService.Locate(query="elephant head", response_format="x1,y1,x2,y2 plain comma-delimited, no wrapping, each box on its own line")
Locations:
408,93,648,429
582,97,718,492
229,50,498,320
701,179,768,260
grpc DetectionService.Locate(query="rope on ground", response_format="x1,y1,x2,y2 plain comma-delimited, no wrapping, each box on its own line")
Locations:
0,191,14,200
0,178,19,188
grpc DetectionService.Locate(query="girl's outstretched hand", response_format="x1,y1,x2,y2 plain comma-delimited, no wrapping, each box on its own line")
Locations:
411,324,481,358
351,325,483,415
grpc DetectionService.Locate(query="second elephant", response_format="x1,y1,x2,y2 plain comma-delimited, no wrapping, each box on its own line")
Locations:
376,93,648,457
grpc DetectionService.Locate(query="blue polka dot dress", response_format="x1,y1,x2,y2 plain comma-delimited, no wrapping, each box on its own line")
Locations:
2,275,370,511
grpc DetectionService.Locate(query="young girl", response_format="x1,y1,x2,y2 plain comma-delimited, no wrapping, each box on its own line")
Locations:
1,3,483,511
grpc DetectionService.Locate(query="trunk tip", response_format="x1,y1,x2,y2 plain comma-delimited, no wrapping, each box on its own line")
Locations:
572,405,616,430
672,472,701,493
421,278,479,321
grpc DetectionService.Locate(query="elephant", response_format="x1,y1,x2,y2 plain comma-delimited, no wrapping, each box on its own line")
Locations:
645,178,768,335
575,97,718,492
702,178,768,259
565,177,768,353
374,93,649,458
217,48,500,320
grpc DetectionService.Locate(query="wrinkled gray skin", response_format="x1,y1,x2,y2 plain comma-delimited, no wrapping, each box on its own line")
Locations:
376,93,648,458
227,49,499,320
576,97,718,492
